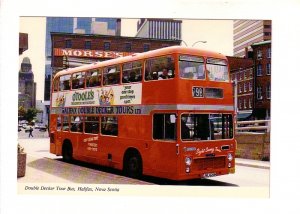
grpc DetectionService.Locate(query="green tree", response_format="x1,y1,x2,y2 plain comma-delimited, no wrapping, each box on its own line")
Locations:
18,106,26,121
24,108,42,124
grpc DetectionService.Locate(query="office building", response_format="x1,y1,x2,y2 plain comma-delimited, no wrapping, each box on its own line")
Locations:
233,20,271,57
136,18,182,40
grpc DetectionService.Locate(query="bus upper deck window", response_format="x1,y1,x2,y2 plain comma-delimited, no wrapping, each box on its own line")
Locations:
72,72,85,89
60,75,71,91
103,66,120,85
122,61,142,83
86,69,102,88
206,58,229,82
179,55,205,80
145,56,175,81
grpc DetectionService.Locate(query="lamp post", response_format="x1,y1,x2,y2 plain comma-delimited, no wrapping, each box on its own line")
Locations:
171,37,207,47
191,40,207,47
171,37,188,46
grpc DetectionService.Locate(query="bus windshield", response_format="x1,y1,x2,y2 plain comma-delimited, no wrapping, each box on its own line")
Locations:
179,55,205,80
181,113,233,141
206,58,229,82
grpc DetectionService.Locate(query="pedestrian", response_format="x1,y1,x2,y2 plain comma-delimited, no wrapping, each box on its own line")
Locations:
28,126,33,138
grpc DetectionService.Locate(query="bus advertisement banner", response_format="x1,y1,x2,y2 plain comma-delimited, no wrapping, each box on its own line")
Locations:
52,83,142,107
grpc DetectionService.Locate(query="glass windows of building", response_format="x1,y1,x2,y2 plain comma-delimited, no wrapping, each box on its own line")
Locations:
143,44,150,52
257,86,263,100
77,18,91,33
257,50,262,59
266,83,271,99
249,81,253,91
244,82,247,92
266,63,271,75
104,42,111,51
244,98,247,109
267,47,271,58
125,42,132,52
85,41,92,49
257,64,263,76
65,39,72,48
239,84,242,93
239,98,242,110
244,71,247,79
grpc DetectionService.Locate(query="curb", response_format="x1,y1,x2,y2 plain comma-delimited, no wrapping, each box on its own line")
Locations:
235,162,270,169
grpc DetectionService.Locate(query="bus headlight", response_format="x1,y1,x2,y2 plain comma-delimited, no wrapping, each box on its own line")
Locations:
227,153,233,161
185,157,192,166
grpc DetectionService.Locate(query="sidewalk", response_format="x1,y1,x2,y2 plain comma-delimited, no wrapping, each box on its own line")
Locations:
235,158,270,169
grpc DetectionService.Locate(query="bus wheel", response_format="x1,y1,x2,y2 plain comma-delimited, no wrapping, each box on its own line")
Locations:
124,151,142,178
62,141,73,163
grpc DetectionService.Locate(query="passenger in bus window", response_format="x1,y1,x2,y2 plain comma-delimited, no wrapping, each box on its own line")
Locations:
63,80,70,90
72,78,79,89
128,71,137,82
152,72,158,80
159,68,173,79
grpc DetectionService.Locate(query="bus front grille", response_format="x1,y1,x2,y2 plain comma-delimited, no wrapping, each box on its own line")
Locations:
193,156,226,170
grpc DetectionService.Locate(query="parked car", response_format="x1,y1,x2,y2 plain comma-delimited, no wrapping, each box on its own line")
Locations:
39,125,48,132
24,125,33,132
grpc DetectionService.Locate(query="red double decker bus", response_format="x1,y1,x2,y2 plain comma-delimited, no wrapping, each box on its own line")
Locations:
50,46,235,180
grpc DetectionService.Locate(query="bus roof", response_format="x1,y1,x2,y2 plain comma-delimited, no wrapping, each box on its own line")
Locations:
53,46,227,79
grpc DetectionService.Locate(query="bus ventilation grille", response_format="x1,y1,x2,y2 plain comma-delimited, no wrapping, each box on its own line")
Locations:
193,157,226,170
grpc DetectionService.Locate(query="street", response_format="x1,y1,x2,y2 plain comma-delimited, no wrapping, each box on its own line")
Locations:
18,129,270,197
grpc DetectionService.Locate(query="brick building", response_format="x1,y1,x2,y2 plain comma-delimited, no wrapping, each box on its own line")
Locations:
251,41,271,119
51,32,180,73
228,57,254,120
19,33,28,55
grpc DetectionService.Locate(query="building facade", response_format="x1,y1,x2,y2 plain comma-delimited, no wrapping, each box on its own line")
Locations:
19,33,28,55
51,32,180,72
136,18,182,40
19,57,36,109
233,20,271,57
228,57,254,120
251,41,271,119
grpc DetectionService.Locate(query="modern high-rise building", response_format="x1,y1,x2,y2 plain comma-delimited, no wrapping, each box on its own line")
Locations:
233,20,271,57
136,18,182,40
44,17,119,101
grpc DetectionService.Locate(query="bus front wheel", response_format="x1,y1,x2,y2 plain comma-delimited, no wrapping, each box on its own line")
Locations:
62,141,73,163
124,150,142,178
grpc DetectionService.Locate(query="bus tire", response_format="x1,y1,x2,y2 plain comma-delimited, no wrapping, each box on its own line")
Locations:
62,141,73,163
124,150,143,178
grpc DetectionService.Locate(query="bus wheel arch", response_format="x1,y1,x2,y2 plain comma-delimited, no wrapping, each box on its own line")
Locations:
123,148,143,178
62,139,73,162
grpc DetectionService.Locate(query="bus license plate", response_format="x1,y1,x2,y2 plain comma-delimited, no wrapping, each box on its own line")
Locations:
203,173,216,178
192,87,204,98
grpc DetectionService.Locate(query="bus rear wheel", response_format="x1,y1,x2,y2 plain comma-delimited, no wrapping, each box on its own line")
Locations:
124,151,142,178
62,141,73,163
